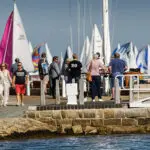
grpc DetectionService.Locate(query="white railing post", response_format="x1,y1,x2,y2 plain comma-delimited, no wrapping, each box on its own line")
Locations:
79,78,84,105
129,75,133,103
137,75,140,101
115,77,120,104
40,80,46,106
26,81,30,96
61,75,66,98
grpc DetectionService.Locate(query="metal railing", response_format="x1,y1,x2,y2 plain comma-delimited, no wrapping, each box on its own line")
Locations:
115,74,150,104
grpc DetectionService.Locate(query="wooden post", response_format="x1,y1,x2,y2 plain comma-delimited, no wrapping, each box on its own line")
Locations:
56,79,60,104
115,77,120,104
40,80,46,106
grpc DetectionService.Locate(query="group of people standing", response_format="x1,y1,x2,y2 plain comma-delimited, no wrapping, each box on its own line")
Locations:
87,52,127,101
0,50,127,106
38,50,127,102
0,58,28,106
38,52,82,99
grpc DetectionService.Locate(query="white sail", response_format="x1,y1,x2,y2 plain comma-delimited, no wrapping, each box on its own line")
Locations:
117,43,120,50
80,36,90,72
60,52,64,70
130,45,138,69
80,36,90,62
13,3,34,72
45,43,52,65
28,41,33,54
90,24,103,57
103,0,111,66
67,46,73,59
136,45,149,73
86,24,103,69
128,42,135,68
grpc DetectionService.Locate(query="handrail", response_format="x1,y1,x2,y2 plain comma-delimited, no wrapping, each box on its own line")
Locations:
114,74,150,104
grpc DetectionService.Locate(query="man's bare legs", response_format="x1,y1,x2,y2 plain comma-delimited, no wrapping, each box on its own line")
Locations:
20,94,24,106
16,94,21,106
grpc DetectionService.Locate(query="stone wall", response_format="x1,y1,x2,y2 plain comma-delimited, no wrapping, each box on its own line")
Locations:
25,108,150,135
1,108,150,139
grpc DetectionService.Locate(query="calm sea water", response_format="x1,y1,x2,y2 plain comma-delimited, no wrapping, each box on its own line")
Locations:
0,134,150,150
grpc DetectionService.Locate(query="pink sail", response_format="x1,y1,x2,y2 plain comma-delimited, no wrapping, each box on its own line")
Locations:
0,12,13,70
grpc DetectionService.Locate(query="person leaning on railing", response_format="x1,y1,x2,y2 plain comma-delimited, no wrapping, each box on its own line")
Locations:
108,52,128,100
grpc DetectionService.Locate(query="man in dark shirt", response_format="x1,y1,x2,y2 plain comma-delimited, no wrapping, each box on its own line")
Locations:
38,52,49,94
12,62,28,106
10,58,20,76
68,53,82,83
109,52,127,100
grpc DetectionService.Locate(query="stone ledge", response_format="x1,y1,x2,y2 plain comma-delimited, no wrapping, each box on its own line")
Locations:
122,118,138,126
104,119,121,126
91,119,103,127
138,118,150,125
72,119,91,127
104,109,114,118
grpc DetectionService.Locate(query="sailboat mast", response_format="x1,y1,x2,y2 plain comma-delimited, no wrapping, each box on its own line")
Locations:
69,0,73,52
102,0,111,65
77,0,80,56
70,25,73,53
83,0,86,40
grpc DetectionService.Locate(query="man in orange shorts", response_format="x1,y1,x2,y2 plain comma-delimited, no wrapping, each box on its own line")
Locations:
12,62,28,106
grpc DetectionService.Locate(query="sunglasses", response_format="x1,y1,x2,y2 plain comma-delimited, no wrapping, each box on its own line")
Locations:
1,66,5,67
18,65,22,66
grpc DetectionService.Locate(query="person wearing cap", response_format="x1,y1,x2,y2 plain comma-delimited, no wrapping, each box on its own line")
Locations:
10,58,20,76
38,52,49,94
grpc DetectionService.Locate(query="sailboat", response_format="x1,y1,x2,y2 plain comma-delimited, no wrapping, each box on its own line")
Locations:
29,41,33,54
90,24,103,58
45,43,52,65
84,24,103,71
0,1,34,72
61,45,73,74
112,42,138,70
80,36,90,73
136,45,150,73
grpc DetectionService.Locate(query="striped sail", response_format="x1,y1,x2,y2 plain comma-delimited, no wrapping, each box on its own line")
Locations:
136,45,150,73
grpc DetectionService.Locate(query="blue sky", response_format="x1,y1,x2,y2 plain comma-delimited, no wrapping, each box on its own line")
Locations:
0,0,150,57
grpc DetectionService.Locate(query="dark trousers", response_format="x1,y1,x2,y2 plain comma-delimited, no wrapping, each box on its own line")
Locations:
91,76,101,99
51,77,59,98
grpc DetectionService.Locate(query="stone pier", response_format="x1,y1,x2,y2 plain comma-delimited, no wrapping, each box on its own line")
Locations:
1,108,150,139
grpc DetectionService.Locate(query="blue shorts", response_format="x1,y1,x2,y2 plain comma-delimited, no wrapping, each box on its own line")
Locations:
110,76,123,88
